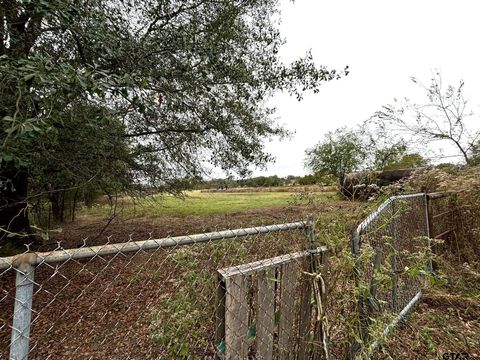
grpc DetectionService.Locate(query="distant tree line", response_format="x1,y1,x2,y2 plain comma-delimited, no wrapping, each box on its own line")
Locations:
194,173,329,190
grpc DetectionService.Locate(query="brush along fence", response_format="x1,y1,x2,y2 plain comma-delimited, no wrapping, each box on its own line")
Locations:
0,221,315,359
351,192,454,355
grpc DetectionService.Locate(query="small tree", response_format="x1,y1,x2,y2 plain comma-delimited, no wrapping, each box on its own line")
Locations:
372,143,407,171
384,153,428,170
304,127,367,180
371,144,427,171
372,72,480,165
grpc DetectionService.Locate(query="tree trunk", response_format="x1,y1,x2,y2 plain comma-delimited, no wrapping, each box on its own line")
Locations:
0,165,33,247
49,191,64,223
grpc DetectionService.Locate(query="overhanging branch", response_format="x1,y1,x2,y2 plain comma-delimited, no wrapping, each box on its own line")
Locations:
124,126,212,138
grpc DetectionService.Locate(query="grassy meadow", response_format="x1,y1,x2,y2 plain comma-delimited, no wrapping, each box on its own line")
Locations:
79,189,338,219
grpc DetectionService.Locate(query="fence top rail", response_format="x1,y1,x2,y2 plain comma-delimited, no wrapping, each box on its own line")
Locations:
355,192,426,235
218,246,327,278
0,221,307,270
354,191,448,237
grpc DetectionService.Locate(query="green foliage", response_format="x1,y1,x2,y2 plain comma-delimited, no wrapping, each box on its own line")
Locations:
1,0,346,240
470,141,480,165
195,173,331,189
422,326,435,353
236,175,282,187
384,153,427,170
305,127,367,178
296,173,328,185
373,144,406,170
304,125,425,181
363,121,427,172
149,247,210,358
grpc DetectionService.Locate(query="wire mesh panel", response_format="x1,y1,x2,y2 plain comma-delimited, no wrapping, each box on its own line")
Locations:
0,222,311,360
428,193,459,251
352,193,431,353
216,247,328,360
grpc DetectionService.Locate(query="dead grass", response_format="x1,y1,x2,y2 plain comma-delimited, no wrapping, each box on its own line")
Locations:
378,256,480,359
1,190,478,359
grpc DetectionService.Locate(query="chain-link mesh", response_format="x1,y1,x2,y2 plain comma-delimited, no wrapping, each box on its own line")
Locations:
428,193,459,253
0,220,330,359
352,193,431,352
430,192,480,263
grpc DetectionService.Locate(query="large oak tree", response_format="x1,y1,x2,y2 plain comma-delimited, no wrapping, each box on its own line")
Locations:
1,0,344,245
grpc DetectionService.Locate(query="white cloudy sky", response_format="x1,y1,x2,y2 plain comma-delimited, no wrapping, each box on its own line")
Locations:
252,0,480,177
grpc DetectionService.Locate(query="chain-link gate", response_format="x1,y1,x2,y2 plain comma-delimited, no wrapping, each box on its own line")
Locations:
351,193,434,355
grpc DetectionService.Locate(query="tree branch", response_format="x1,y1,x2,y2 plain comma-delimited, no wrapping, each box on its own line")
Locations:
124,126,212,138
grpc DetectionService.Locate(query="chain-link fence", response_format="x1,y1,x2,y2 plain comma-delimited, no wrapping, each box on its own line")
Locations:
1,191,460,359
0,218,330,359
427,192,457,244
426,192,476,261
351,193,433,355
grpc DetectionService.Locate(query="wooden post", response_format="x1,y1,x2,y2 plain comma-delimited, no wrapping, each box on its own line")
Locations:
297,255,313,360
224,274,248,360
256,268,275,360
278,262,298,359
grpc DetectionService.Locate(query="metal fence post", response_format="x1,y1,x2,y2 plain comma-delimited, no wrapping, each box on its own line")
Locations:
306,214,315,250
424,194,433,274
349,228,364,359
10,257,35,360
390,200,398,312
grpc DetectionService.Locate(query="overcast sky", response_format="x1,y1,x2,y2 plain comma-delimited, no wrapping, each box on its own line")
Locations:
252,0,480,177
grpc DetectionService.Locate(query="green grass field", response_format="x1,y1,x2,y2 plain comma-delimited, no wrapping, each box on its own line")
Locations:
80,190,337,218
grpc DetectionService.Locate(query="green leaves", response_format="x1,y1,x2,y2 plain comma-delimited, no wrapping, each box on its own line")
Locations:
1,0,343,236
305,127,368,179
247,324,256,338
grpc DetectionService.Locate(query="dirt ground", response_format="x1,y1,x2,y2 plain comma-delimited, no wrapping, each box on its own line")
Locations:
2,203,345,360
1,200,479,359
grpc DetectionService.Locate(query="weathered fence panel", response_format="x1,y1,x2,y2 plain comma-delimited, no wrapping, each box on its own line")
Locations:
256,268,275,360
217,247,327,359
